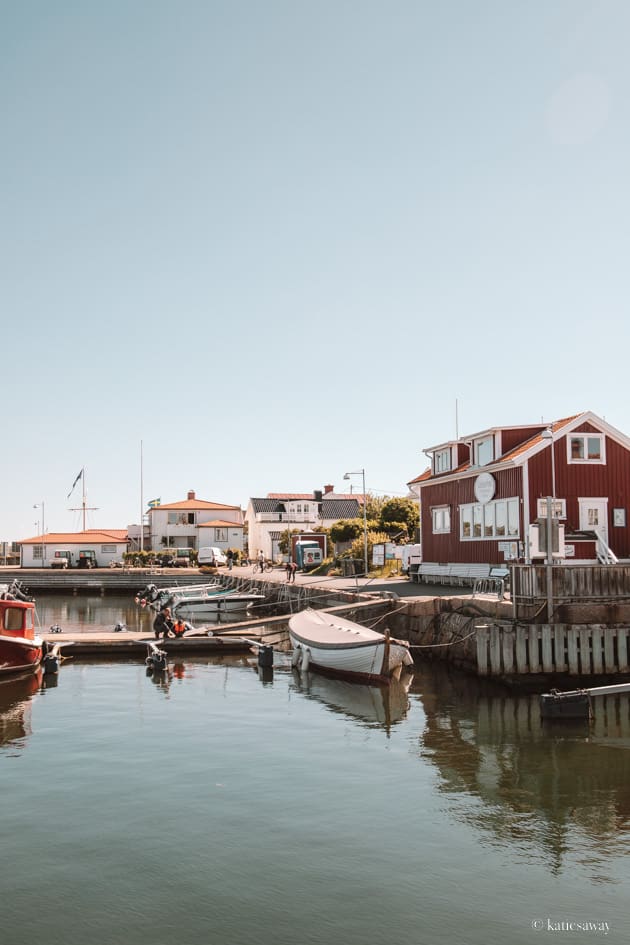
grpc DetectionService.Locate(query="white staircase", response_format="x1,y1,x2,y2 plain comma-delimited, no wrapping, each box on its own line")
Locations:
595,529,618,565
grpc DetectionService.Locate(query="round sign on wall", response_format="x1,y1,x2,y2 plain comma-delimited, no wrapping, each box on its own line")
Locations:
474,472,496,504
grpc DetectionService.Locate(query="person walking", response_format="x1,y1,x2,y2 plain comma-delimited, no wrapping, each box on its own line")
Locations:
257,550,264,572
285,559,292,582
290,561,298,583
227,549,233,571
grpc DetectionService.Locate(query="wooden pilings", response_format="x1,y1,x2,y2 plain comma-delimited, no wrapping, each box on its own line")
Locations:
476,622,630,677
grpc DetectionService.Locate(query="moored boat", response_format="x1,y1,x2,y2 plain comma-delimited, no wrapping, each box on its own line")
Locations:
173,590,266,616
288,608,414,683
0,597,42,677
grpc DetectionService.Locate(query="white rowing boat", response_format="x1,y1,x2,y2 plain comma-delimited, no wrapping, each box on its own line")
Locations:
288,608,414,683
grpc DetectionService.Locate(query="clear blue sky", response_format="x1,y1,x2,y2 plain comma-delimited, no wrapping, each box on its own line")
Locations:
3,1,629,540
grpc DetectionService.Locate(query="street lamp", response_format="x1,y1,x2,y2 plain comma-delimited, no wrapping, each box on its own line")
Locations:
343,468,368,578
33,501,45,568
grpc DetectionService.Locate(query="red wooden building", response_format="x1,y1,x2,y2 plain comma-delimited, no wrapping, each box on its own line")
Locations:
408,412,630,577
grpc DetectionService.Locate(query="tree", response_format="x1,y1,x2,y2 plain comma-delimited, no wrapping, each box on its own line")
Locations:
330,519,364,544
379,497,419,536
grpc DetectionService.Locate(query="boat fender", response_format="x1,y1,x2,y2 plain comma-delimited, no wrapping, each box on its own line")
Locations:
300,647,310,673
291,645,301,667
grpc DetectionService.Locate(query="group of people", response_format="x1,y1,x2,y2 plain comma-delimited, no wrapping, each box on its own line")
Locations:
153,607,189,641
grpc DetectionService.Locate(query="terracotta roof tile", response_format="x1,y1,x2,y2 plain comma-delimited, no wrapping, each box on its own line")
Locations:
496,415,582,465
21,530,129,545
151,499,240,511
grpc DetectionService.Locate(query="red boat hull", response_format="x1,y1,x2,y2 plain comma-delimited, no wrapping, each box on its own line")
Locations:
0,597,41,677
0,638,42,676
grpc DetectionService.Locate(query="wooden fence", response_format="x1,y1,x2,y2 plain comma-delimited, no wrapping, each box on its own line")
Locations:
476,623,630,677
511,565,630,605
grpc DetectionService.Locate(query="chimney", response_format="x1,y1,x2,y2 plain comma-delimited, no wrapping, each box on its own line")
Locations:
324,484,334,494
187,490,196,500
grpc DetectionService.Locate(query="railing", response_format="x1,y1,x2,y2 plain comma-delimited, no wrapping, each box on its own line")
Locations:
512,564,630,605
595,529,619,565
255,514,317,524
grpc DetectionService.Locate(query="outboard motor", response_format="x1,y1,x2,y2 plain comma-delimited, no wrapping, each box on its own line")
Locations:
145,642,168,673
42,644,61,675
135,583,158,606
2,580,34,602
50,625,63,634
113,622,127,632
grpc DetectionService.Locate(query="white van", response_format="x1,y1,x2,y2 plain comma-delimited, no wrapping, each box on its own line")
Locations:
198,547,227,567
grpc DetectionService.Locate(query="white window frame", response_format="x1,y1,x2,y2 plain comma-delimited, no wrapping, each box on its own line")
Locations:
432,506,451,534
215,527,228,542
460,497,520,541
33,544,43,559
474,436,494,467
101,545,116,554
566,434,605,465
433,448,452,474
536,498,566,519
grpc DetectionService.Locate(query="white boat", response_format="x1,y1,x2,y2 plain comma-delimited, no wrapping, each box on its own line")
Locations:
135,582,222,608
173,590,266,616
288,608,414,683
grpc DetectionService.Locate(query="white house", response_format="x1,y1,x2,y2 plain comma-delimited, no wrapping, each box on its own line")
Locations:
20,529,129,568
146,491,244,554
245,485,362,560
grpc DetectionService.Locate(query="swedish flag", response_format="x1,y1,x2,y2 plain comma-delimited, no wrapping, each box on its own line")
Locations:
148,498,161,509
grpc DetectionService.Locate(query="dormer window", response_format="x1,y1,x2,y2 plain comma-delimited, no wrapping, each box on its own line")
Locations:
567,434,604,464
433,448,452,474
474,435,494,467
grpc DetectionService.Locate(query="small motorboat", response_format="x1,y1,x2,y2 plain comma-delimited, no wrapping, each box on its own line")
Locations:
135,582,222,609
172,590,266,617
0,597,42,676
288,608,414,683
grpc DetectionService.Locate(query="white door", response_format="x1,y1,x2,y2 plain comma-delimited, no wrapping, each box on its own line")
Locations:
578,498,609,545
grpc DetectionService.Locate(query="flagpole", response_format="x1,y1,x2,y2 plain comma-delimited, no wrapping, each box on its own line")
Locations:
82,467,86,530
140,441,144,553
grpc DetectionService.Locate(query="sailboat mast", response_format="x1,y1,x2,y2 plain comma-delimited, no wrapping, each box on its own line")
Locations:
82,467,87,531
140,441,144,552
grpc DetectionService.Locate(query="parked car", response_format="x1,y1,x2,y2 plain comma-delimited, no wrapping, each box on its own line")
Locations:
172,549,192,568
50,551,72,569
198,546,227,567
77,550,97,569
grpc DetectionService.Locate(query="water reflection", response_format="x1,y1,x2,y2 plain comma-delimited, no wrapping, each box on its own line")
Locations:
415,665,630,877
0,669,42,755
32,593,232,635
291,670,413,733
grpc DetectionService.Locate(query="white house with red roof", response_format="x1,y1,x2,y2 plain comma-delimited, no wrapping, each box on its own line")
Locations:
408,411,630,581
245,485,363,561
20,529,129,568
147,490,244,554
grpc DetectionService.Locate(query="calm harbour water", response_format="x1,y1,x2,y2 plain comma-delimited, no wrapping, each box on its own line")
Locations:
2,598,630,944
